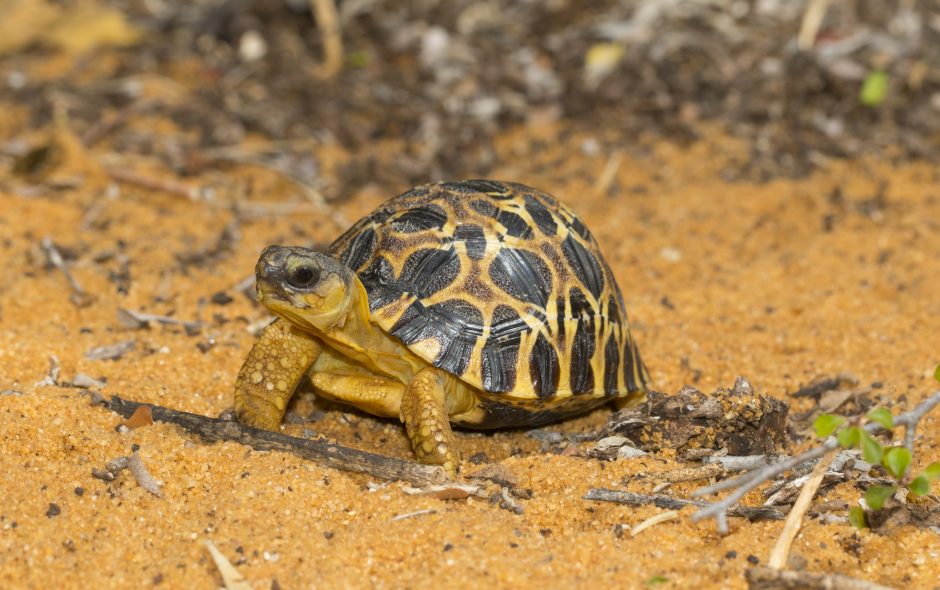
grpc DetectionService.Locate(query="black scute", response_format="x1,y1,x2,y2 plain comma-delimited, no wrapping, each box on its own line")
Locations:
469,199,499,217
603,336,620,394
523,195,557,236
454,224,487,259
359,257,399,311
569,215,592,240
529,332,560,397
392,205,447,233
442,179,511,196
496,210,534,239
488,248,552,308
623,340,644,392
338,227,376,272
480,304,524,392
568,287,596,394
561,234,605,300
399,247,461,299
390,299,483,376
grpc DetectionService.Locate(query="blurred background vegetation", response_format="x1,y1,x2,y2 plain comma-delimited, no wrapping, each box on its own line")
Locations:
2,0,939,195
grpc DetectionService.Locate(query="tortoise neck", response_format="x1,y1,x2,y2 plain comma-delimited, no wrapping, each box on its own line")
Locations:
315,280,426,382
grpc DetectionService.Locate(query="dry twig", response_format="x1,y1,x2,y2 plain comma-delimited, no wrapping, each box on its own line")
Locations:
106,167,199,200
35,355,61,387
106,395,447,486
746,566,896,590
797,0,833,51
92,453,163,497
767,449,837,569
630,510,679,537
41,238,93,306
584,489,785,522
309,0,344,79
390,509,436,522
81,99,159,147
205,540,253,590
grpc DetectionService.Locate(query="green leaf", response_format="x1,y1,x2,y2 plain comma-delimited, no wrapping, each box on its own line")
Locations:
814,414,845,438
865,485,897,510
883,447,912,480
848,506,868,529
645,575,668,587
922,462,940,480
860,432,884,464
859,70,889,107
866,408,893,430
837,426,861,449
909,475,930,496
934,363,940,383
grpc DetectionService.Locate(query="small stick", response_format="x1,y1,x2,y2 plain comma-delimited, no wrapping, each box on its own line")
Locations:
95,454,163,497
797,0,832,51
746,566,897,590
118,308,201,333
40,238,92,305
593,149,623,194
767,449,837,569
35,355,61,387
204,540,253,590
641,462,727,484
308,0,343,79
106,167,198,200
126,454,164,497
703,455,774,472
390,508,436,522
584,489,785,522
81,99,159,147
106,395,447,486
630,510,679,537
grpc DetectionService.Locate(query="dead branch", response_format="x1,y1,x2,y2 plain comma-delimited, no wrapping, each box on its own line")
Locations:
746,566,897,590
692,390,940,533
584,489,785,522
106,395,447,486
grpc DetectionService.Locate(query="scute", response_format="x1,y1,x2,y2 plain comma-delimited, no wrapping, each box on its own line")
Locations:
328,179,649,402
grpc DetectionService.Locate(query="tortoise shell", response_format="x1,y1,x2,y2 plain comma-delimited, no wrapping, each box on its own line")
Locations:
328,179,649,402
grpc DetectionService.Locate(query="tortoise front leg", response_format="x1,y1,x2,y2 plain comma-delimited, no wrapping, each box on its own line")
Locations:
400,367,459,476
234,319,321,429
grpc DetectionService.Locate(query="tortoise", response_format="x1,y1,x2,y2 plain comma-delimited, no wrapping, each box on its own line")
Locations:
233,179,650,475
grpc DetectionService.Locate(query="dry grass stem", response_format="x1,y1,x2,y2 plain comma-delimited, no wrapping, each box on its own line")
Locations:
391,509,436,522
630,510,679,537
797,0,832,51
767,449,837,569
204,540,253,590
309,0,343,79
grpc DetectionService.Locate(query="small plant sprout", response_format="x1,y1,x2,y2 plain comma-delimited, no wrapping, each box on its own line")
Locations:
813,407,940,527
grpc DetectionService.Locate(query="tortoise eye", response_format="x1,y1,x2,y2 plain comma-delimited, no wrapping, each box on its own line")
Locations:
287,265,319,289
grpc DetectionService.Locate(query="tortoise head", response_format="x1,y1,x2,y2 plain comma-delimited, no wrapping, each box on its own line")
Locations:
254,245,359,331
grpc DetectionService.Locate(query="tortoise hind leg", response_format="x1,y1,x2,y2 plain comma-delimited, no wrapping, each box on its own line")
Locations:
401,367,459,476
234,319,321,429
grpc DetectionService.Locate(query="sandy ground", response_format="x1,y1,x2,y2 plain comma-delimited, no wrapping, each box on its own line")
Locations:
1,123,939,589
